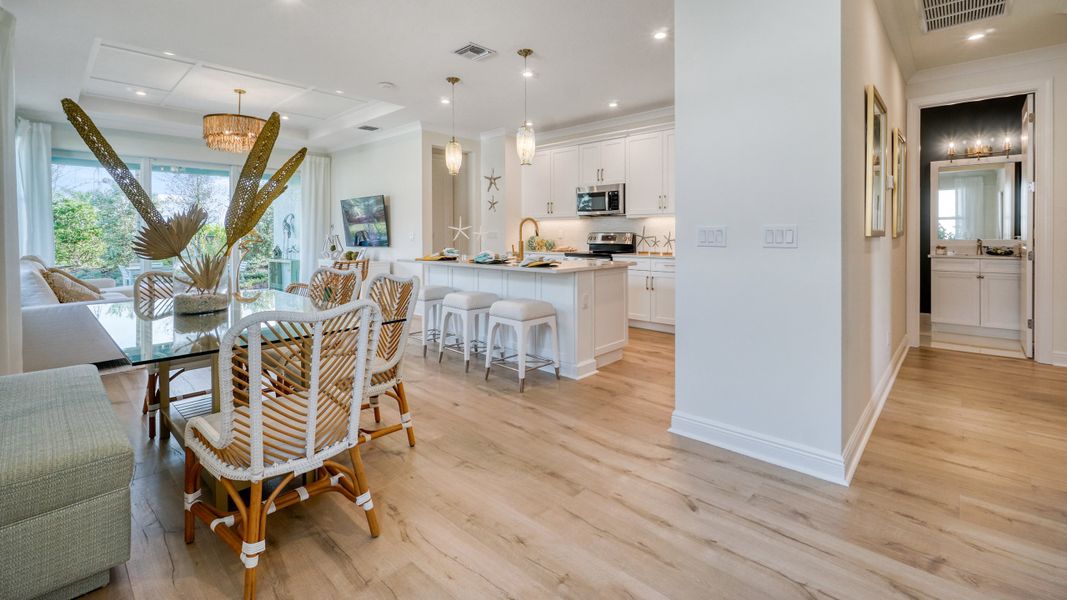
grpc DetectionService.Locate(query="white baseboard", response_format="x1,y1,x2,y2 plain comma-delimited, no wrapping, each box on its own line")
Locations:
1051,351,1067,367
841,337,910,484
669,412,848,485
629,320,675,334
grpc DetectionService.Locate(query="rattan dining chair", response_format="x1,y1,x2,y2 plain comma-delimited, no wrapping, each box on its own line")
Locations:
183,299,384,600
332,258,370,280
285,267,360,309
134,271,210,438
358,274,420,446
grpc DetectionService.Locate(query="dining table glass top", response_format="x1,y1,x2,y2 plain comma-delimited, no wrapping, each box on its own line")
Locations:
89,290,318,366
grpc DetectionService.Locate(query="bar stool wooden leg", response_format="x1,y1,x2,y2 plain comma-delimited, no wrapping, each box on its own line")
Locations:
438,310,450,363
549,316,561,379
484,319,498,380
517,323,528,393
463,311,473,372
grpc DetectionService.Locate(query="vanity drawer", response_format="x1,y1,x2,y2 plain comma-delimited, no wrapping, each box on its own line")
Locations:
981,259,1021,274
931,258,979,273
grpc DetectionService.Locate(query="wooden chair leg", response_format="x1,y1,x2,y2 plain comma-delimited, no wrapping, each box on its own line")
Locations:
348,445,380,537
183,448,199,544
372,397,382,424
142,372,155,414
242,481,264,600
394,382,416,447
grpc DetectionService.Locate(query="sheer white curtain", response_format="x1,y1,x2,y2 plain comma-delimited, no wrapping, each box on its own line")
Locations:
299,154,331,282
15,118,53,263
0,6,22,374
955,175,983,240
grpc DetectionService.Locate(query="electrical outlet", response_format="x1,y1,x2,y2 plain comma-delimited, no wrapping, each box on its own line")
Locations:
697,226,727,247
762,225,798,248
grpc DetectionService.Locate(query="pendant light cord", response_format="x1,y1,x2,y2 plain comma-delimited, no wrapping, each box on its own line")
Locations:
523,55,528,126
451,81,456,141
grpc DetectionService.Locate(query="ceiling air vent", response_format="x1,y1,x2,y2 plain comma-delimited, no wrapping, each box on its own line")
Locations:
357,125,380,132
919,0,1009,33
453,42,496,61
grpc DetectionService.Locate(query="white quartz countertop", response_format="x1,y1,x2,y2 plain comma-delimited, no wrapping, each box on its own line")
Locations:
928,254,1020,260
401,258,634,273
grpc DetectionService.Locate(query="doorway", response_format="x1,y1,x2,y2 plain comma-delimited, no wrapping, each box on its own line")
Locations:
431,147,474,255
912,93,1037,360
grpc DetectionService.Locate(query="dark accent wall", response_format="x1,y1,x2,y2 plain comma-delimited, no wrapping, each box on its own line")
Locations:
918,95,1027,314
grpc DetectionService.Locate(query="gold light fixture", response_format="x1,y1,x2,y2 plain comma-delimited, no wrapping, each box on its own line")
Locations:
516,49,536,165
203,89,266,153
445,76,463,175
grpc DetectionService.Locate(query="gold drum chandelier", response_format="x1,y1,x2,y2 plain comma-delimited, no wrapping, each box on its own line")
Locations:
203,88,266,153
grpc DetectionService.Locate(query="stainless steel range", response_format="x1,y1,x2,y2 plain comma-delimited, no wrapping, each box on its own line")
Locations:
564,232,636,260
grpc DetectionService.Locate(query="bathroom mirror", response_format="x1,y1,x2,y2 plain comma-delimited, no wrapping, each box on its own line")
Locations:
932,160,1017,241
865,85,888,237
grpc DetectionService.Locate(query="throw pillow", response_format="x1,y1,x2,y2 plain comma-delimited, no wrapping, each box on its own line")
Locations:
41,269,103,303
47,267,102,293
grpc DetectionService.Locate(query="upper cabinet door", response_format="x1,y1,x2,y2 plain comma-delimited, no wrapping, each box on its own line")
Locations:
600,138,627,184
662,130,675,214
521,151,552,218
625,131,665,216
579,143,602,186
549,146,580,218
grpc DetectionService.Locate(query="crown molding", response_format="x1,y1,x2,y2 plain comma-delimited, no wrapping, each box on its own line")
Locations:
539,105,674,144
909,42,1067,85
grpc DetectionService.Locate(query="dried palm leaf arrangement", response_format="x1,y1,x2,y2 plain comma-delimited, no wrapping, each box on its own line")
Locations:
61,98,307,313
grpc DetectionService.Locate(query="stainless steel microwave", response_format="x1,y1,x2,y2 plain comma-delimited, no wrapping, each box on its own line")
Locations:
576,183,625,216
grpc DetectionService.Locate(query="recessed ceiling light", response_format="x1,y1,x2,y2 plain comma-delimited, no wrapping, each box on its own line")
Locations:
335,90,344,94
653,29,669,40
281,115,289,120
440,97,450,104
163,51,175,56
608,101,619,108
967,32,986,41
377,81,396,89
134,90,147,96
522,68,534,78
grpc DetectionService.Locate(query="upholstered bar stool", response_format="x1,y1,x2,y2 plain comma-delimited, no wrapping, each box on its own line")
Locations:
414,285,456,357
484,299,560,392
439,291,499,372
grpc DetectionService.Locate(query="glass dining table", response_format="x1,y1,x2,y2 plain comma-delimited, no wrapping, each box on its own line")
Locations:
89,290,320,443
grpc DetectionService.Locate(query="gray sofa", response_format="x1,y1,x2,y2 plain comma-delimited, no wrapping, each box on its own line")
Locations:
0,365,133,599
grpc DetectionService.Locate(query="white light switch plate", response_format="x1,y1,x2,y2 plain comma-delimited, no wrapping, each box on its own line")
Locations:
762,225,798,248
697,226,727,248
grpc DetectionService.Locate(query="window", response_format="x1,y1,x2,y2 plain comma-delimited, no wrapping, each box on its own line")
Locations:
50,152,301,290
50,151,140,281
937,188,958,240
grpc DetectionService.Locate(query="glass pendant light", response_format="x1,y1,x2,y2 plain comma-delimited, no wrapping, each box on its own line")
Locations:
445,76,462,175
516,49,535,165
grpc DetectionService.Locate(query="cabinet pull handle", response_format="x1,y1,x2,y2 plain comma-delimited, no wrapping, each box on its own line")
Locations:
645,276,650,290
651,276,655,291
977,275,985,279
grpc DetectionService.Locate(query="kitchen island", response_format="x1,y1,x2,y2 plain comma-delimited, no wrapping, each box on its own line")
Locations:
402,259,632,379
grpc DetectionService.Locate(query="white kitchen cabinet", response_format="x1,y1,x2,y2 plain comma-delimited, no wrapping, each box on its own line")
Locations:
627,271,652,321
580,138,626,185
930,256,1021,336
625,256,675,331
649,271,675,325
625,130,674,216
521,150,552,218
548,146,579,218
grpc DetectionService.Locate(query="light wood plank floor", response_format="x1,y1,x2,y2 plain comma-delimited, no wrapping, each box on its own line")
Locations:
86,330,1067,599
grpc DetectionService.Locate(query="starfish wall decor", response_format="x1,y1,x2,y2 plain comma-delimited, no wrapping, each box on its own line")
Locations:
488,196,498,212
484,168,501,192
449,216,472,241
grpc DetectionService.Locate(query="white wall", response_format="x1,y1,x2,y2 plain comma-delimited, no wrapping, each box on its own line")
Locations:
840,0,909,475
0,6,20,374
672,0,846,477
330,129,423,275
907,44,1067,365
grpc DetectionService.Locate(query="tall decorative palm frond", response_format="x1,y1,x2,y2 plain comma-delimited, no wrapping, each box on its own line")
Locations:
61,98,308,294
61,98,165,229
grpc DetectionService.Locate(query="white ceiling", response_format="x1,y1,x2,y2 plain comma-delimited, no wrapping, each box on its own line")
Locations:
6,0,675,152
874,0,1067,76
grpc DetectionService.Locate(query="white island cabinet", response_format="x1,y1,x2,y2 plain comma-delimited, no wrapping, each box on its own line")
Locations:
403,260,632,379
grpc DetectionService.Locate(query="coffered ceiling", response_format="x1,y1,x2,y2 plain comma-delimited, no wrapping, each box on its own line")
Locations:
5,0,675,152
